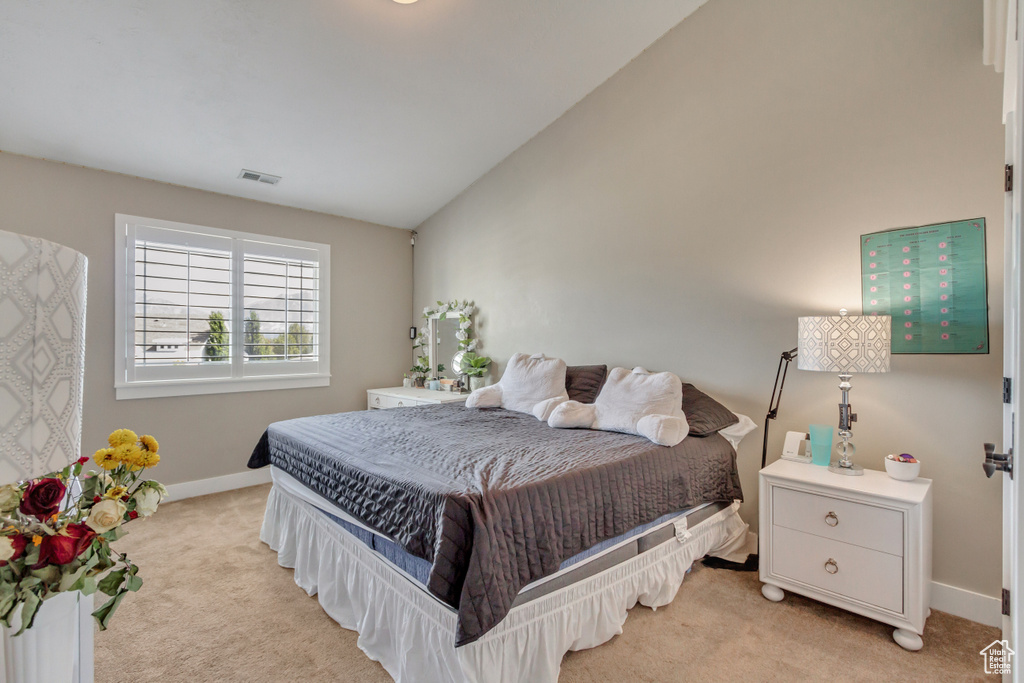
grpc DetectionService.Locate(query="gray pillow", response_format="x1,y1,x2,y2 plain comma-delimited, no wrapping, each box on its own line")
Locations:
681,382,739,436
565,365,607,404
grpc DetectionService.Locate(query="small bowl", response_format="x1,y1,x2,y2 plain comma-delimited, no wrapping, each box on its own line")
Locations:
884,457,921,481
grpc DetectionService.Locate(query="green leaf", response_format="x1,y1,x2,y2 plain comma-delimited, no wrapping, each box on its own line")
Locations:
125,574,143,592
14,591,40,636
58,564,90,592
91,591,126,631
0,582,16,622
80,575,97,596
96,569,126,596
439,312,446,320
102,526,127,542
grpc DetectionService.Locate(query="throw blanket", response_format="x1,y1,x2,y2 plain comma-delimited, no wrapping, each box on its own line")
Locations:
248,403,742,646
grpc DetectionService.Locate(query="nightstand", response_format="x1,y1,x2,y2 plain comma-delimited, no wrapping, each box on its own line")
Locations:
366,386,468,410
759,459,932,651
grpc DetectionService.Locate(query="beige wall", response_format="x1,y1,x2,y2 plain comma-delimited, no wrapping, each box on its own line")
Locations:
0,152,412,487
414,0,1006,597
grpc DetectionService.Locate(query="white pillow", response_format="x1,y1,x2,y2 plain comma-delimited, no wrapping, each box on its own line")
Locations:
593,367,685,433
465,353,569,418
549,366,689,446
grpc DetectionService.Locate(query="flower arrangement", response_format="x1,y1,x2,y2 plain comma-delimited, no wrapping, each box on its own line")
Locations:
0,429,165,634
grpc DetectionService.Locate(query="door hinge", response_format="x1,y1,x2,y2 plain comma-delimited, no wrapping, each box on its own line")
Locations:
1007,165,1014,192
1004,377,1012,404
1003,588,1011,616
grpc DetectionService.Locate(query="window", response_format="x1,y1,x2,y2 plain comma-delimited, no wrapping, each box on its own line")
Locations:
114,215,330,399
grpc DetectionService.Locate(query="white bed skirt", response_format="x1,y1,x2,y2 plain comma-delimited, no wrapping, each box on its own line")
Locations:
261,483,748,683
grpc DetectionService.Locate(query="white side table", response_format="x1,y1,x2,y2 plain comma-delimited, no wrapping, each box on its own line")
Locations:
759,459,932,651
366,386,468,410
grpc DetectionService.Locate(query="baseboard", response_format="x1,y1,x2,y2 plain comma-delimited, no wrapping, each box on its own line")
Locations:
931,581,1002,628
164,469,272,502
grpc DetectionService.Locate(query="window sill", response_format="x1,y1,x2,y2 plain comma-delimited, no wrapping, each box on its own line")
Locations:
115,373,331,400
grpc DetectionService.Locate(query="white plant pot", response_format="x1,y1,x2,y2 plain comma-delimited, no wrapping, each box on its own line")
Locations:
1,590,83,683
469,376,487,391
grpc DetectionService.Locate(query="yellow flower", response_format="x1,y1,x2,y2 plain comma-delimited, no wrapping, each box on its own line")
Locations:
93,448,119,471
139,451,160,469
139,435,159,453
108,429,138,448
113,444,145,470
104,486,128,500
31,535,42,547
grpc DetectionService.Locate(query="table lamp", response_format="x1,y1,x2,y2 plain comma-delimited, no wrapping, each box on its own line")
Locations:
797,309,891,475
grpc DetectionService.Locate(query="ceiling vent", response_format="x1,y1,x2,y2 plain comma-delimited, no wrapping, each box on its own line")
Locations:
237,169,281,185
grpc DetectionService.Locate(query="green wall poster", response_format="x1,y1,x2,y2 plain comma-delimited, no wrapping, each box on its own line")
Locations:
861,219,988,354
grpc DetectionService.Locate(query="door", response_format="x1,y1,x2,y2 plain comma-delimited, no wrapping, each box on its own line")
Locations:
1004,2,1023,680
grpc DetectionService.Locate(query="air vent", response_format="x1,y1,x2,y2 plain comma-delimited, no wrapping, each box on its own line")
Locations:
237,169,281,185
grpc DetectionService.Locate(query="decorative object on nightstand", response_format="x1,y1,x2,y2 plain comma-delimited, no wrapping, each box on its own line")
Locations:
759,459,932,651
797,309,891,476
884,453,921,481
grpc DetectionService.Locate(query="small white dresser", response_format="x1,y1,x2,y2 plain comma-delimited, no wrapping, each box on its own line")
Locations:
366,386,468,410
759,459,932,651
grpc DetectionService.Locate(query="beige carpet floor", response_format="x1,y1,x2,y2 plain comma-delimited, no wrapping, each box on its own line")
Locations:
96,484,998,682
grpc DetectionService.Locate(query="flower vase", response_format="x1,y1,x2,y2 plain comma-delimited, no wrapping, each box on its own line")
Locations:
413,377,425,388
469,376,486,391
1,590,85,683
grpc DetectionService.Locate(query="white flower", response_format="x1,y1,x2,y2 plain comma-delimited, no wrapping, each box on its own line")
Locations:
422,307,432,317
0,484,22,512
0,537,15,563
86,499,127,533
132,488,161,517
456,330,468,341
467,340,478,351
459,319,471,330
462,306,475,317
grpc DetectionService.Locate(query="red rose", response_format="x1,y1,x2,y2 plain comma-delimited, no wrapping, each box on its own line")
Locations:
19,478,66,520
0,535,27,566
76,456,90,465
93,496,101,503
128,510,139,520
36,523,95,566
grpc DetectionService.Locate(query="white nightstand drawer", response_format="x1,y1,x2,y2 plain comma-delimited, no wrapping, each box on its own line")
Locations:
368,392,418,409
773,486,903,556
771,526,903,613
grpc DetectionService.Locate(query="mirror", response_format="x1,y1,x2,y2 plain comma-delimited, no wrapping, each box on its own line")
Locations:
423,300,478,381
434,317,460,378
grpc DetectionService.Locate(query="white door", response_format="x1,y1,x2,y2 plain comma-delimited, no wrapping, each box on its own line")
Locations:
1002,3,1023,680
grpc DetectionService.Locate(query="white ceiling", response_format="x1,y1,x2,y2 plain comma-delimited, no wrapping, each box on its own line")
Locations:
0,1,707,229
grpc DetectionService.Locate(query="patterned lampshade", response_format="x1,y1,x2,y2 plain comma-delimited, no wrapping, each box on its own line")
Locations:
797,313,891,374
0,230,88,482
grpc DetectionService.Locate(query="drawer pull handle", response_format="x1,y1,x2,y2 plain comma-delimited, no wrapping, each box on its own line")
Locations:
374,397,381,405
824,511,839,527
824,558,839,574
397,401,404,407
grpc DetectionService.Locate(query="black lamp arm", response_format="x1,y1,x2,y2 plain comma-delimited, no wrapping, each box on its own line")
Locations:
762,347,798,469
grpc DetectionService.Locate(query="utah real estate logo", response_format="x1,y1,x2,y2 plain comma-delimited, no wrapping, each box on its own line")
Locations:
980,639,1014,675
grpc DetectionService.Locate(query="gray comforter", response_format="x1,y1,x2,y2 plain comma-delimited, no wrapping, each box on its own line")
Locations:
247,403,742,646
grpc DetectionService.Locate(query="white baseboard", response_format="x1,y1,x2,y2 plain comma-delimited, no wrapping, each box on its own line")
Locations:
931,581,1002,628
164,469,272,502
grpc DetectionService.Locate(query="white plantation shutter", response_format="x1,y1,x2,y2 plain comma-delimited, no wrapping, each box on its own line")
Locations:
115,215,330,399
242,240,320,372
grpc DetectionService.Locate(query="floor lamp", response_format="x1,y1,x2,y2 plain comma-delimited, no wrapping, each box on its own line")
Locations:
0,229,90,683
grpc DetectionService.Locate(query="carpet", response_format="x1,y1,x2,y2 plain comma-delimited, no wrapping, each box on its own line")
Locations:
95,484,998,682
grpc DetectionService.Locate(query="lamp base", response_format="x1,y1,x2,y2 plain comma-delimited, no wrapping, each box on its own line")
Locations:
828,462,864,476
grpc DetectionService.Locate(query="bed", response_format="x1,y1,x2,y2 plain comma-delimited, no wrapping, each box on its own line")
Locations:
249,385,755,683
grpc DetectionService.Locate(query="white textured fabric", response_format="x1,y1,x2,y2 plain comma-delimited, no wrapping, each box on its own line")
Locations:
261,484,747,683
548,366,688,446
0,230,87,482
465,353,568,418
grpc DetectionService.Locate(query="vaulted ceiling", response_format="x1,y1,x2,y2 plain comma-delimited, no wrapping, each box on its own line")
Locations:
0,1,707,229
